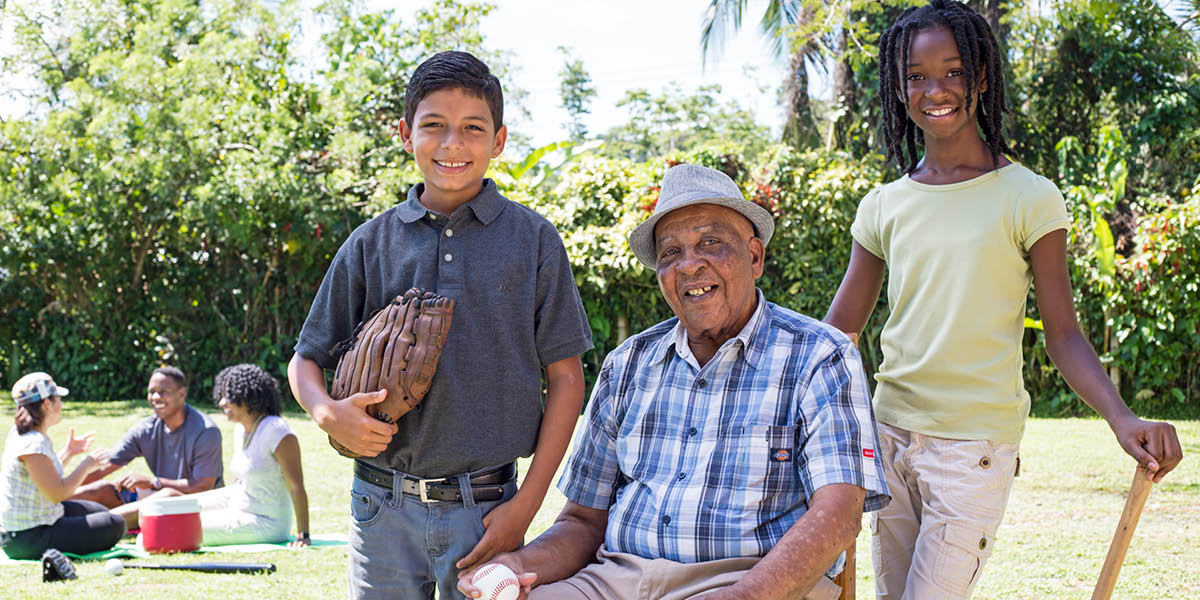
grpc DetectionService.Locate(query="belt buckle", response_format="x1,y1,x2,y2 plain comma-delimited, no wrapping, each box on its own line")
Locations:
414,477,444,503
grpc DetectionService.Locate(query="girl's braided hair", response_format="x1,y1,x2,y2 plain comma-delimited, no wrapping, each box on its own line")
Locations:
879,0,1009,173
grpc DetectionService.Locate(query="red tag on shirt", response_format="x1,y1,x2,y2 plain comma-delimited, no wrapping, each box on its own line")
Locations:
862,448,875,459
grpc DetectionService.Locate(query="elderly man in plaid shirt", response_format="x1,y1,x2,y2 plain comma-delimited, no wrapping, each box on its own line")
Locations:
460,164,890,600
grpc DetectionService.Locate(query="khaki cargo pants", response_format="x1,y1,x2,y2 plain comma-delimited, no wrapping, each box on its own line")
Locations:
871,422,1020,600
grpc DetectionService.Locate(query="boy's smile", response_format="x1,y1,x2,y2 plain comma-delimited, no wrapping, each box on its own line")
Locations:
399,87,507,214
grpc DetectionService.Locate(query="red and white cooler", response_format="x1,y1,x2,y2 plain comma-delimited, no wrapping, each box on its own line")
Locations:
139,496,203,553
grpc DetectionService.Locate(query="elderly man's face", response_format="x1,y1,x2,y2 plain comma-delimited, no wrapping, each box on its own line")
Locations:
654,204,764,356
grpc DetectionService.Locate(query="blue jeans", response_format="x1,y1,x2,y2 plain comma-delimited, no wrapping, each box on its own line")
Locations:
348,470,517,600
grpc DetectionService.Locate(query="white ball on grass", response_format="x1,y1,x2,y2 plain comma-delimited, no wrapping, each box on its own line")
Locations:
104,558,124,576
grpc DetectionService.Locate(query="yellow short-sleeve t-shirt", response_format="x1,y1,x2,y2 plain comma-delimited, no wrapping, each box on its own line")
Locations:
851,162,1070,443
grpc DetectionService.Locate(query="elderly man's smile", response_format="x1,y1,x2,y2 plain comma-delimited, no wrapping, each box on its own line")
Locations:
684,284,716,298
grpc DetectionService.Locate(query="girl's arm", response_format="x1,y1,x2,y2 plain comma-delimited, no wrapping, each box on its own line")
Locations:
23,452,103,503
1030,230,1183,482
824,241,886,345
273,434,311,547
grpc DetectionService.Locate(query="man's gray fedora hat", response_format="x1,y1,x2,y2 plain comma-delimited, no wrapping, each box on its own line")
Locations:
629,164,775,269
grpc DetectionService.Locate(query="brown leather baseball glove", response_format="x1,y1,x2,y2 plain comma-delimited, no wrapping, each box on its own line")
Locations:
327,287,454,458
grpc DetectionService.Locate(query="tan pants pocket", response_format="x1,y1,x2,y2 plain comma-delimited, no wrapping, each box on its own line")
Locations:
931,521,993,596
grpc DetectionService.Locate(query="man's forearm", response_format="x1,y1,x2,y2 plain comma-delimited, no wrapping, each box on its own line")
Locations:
514,503,607,587
729,484,866,600
81,462,122,485
160,476,216,495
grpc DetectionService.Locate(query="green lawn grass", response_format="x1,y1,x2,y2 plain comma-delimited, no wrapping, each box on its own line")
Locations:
0,398,1196,599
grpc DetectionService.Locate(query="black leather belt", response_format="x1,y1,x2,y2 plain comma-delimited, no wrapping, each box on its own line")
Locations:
354,460,515,503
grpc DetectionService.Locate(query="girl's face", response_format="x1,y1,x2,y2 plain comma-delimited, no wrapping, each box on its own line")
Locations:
217,395,252,425
898,25,985,144
44,395,63,429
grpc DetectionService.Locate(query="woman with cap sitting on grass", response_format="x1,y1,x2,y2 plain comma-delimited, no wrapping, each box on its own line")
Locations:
124,364,311,547
0,372,126,559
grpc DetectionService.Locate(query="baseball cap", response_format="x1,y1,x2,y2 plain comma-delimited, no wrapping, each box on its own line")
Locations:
11,372,69,406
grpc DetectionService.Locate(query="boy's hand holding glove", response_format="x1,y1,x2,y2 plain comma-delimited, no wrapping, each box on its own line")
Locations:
327,287,455,459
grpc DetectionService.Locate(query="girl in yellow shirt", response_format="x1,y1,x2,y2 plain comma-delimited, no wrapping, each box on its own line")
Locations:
824,1,1183,598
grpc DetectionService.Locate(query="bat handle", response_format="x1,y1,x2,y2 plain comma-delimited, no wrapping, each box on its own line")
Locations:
1091,465,1153,600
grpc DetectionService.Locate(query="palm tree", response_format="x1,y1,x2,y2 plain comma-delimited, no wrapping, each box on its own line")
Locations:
700,0,823,148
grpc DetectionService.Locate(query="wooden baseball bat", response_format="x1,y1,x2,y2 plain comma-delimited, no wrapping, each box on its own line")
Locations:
1091,466,1153,600
124,561,276,574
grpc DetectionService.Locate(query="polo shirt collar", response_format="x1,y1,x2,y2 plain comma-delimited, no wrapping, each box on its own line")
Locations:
651,289,768,370
396,179,505,225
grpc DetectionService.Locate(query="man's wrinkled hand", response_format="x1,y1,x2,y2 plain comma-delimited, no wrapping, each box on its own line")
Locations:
457,553,537,600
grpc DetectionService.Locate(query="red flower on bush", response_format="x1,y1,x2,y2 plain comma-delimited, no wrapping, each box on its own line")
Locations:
751,182,781,216
640,186,661,214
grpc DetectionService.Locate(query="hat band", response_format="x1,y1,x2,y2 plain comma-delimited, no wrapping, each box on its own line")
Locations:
15,379,55,406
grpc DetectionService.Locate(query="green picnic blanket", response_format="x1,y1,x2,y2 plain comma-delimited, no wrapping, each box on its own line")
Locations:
0,533,347,565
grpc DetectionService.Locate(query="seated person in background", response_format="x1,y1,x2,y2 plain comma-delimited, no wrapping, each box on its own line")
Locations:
1,372,125,559
459,165,889,600
73,366,223,516
124,364,310,547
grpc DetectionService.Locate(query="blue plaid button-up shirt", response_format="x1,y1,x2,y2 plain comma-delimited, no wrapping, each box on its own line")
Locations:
559,292,889,563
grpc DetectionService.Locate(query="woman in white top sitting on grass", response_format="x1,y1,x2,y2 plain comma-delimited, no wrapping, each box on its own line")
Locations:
128,364,311,547
0,372,125,559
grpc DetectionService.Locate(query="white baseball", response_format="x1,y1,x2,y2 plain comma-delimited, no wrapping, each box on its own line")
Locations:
104,558,124,576
470,563,520,600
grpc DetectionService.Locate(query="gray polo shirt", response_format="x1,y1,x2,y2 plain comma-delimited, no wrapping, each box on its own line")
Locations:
296,180,593,477
110,404,224,488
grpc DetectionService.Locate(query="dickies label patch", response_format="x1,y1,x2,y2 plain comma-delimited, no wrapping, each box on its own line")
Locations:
771,448,792,462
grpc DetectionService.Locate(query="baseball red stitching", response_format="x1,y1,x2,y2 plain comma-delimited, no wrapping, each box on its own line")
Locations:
488,576,518,600
473,564,498,581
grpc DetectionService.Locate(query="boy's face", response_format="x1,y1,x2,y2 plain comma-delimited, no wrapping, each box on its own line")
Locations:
398,87,507,209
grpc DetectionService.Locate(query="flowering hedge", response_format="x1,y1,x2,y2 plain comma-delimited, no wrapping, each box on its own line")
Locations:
3,141,1195,415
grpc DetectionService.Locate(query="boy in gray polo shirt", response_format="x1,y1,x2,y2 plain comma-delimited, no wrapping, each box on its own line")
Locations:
288,51,592,600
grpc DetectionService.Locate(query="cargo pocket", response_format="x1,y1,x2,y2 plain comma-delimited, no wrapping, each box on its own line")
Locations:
931,521,993,596
932,438,1018,520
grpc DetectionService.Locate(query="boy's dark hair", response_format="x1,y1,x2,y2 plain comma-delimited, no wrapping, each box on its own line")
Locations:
212,364,280,417
404,51,504,130
879,0,1009,173
152,366,188,388
15,400,45,435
